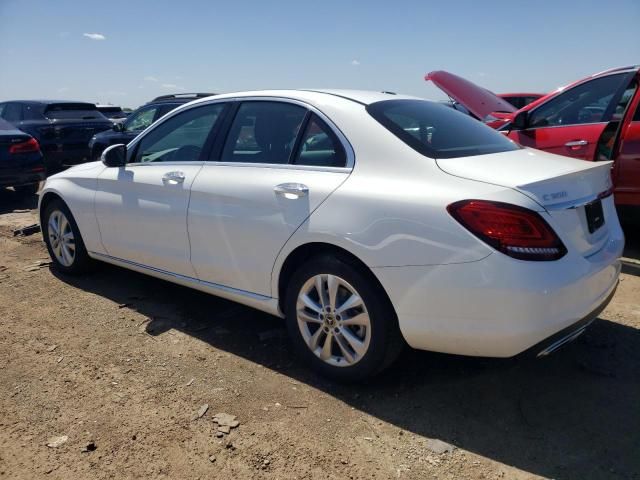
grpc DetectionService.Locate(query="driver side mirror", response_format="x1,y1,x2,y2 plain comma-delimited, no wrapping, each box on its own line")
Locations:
511,110,529,130
102,144,127,167
113,122,125,132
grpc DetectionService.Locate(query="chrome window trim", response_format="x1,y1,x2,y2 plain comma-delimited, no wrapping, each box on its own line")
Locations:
127,96,356,170
202,161,351,173
122,160,205,167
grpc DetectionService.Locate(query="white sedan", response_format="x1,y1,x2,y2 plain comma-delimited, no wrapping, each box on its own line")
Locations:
39,90,623,381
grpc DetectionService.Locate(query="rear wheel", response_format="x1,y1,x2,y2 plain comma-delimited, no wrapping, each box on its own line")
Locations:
285,255,404,381
42,199,93,274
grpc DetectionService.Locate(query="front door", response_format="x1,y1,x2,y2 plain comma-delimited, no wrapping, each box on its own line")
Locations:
95,103,226,276
188,101,351,296
614,90,640,206
509,72,635,160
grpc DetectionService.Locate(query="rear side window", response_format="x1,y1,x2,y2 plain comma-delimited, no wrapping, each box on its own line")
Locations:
132,103,225,163
220,102,306,164
367,99,519,159
292,114,346,167
3,103,23,122
44,103,106,120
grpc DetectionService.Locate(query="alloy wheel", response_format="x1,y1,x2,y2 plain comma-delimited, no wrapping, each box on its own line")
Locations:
48,210,76,267
296,274,372,367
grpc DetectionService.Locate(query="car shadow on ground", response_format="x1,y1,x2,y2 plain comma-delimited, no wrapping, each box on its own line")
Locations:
0,188,38,214
52,262,640,480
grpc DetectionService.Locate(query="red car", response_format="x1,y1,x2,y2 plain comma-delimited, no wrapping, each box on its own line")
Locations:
498,93,544,109
426,66,640,207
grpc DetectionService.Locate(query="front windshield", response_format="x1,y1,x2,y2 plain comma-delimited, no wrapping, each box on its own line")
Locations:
367,99,520,159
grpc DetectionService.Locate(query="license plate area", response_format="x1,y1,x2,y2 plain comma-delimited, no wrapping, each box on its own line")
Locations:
584,199,605,234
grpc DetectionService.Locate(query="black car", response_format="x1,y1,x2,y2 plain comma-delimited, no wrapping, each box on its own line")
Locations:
0,100,113,173
89,93,215,161
96,104,129,122
0,118,45,195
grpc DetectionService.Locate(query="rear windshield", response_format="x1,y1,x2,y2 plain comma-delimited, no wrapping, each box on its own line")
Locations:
367,99,519,159
97,106,122,113
44,103,107,120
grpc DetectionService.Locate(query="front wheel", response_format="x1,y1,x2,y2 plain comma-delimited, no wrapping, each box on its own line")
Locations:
285,255,404,382
42,199,93,274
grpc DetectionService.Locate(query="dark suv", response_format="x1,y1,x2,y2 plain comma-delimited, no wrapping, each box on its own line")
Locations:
89,93,215,161
0,100,113,173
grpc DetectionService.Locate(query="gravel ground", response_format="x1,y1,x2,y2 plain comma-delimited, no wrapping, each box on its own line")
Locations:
0,189,639,480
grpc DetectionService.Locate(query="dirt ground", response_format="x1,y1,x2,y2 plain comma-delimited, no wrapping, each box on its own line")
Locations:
0,188,639,480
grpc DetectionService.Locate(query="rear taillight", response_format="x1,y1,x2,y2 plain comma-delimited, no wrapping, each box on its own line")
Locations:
9,137,41,155
447,200,567,261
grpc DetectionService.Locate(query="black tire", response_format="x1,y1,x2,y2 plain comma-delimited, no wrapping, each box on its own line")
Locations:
14,183,39,196
285,254,404,382
42,198,94,274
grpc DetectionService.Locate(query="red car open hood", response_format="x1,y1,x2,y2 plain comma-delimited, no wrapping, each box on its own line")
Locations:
425,71,517,120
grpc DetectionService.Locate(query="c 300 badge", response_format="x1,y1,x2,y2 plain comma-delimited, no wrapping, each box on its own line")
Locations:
542,191,568,202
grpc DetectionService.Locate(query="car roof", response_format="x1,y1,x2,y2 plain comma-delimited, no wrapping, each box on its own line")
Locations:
4,100,97,105
185,89,424,109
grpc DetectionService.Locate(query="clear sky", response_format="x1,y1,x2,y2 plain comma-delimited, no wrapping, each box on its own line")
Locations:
0,0,638,108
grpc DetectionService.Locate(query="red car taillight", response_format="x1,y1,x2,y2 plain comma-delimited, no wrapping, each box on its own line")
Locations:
447,200,567,261
9,137,41,155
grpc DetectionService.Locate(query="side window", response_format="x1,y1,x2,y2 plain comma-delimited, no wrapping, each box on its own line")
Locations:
529,74,630,128
132,103,225,163
634,101,640,122
157,103,179,118
292,114,346,167
3,103,23,123
125,106,159,132
0,103,5,118
220,102,306,164
22,104,40,120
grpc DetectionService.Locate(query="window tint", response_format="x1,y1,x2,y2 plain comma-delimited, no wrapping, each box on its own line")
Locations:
635,101,640,122
157,103,180,118
43,103,105,120
220,102,306,164
0,103,6,117
125,106,159,132
528,74,629,128
612,83,637,121
367,99,519,159
292,114,346,167
3,103,22,122
132,104,225,163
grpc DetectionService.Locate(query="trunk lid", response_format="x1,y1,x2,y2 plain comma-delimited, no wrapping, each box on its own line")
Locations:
425,70,518,120
437,148,615,257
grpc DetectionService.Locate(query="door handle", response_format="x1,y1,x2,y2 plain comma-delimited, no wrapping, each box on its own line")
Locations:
162,171,186,185
565,140,588,148
274,183,309,198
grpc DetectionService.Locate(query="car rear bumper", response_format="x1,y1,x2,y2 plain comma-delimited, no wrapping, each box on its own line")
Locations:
42,146,92,170
372,229,624,358
0,160,46,187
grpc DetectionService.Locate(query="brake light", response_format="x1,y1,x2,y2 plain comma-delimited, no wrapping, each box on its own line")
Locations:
9,137,41,155
447,200,567,261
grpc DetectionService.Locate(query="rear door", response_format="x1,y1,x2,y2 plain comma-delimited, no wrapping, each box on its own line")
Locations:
188,100,351,297
95,102,227,276
508,72,635,160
